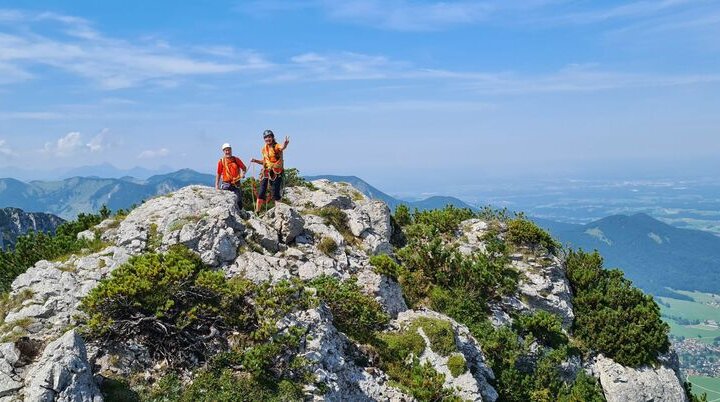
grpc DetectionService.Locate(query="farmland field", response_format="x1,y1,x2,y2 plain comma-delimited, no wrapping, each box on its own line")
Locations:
689,376,720,401
659,290,720,344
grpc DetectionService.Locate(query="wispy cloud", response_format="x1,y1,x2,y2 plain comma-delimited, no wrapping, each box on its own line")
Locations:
41,130,116,156
258,100,495,115
138,148,170,159
266,52,409,82
0,111,64,120
0,139,15,157
43,132,84,156
87,128,111,152
0,10,272,89
241,0,714,33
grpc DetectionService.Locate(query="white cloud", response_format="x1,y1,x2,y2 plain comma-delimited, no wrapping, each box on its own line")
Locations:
43,132,83,156
0,139,15,157
0,10,272,89
138,148,170,159
86,128,110,152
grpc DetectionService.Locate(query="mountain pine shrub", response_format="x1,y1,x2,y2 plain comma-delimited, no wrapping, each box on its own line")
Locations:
566,250,670,367
310,276,389,344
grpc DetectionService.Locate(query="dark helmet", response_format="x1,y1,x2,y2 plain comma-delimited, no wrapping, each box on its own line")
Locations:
263,129,274,138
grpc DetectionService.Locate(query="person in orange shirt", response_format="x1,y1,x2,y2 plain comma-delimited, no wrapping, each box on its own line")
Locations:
251,130,289,212
215,143,247,210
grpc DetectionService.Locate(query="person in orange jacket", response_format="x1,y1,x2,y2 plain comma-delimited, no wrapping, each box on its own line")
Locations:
250,130,289,212
215,142,247,210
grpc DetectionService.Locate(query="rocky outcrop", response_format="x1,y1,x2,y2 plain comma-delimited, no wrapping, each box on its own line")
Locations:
279,306,410,401
391,310,498,402
0,180,689,401
0,208,64,251
23,330,101,402
590,354,688,402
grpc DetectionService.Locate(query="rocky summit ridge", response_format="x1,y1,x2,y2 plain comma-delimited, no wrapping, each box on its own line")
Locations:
0,180,688,401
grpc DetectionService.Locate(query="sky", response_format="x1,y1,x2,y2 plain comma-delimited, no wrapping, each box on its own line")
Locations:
0,0,719,192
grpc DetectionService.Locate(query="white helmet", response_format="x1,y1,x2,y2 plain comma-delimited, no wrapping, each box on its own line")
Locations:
221,143,231,151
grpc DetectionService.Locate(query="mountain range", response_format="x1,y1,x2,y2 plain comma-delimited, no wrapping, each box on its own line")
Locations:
305,175,475,211
0,169,215,219
535,213,720,298
0,171,475,220
0,208,64,251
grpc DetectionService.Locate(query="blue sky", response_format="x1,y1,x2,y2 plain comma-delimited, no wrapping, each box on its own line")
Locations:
0,0,719,191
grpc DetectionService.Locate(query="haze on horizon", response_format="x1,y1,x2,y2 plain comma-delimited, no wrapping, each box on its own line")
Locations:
0,0,719,192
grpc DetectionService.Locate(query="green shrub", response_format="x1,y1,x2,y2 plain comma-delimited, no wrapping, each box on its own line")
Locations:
393,204,412,227
566,250,670,367
514,311,568,348
317,237,338,255
506,217,559,254
557,371,606,402
145,369,304,402
396,236,516,312
412,205,475,235
310,276,389,343
447,353,467,377
80,246,258,367
412,317,456,356
369,254,401,279
375,327,460,401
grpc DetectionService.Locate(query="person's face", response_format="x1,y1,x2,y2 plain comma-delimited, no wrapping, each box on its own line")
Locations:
264,136,273,145
223,147,232,156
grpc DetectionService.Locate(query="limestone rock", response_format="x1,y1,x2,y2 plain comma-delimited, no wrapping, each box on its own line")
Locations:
115,185,246,265
278,306,411,401
355,270,407,318
513,256,575,329
23,330,102,402
591,354,688,402
284,180,354,210
265,204,305,244
391,310,498,402
0,343,23,398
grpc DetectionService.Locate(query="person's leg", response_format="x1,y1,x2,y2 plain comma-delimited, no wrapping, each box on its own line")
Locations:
271,174,283,201
257,178,269,212
232,185,243,209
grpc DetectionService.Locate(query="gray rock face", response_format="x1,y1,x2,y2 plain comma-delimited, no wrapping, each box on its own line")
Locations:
356,270,407,318
5,246,129,339
0,343,23,398
591,354,688,402
391,310,498,402
513,255,575,329
114,185,246,266
0,208,64,251
23,330,102,402
278,306,411,401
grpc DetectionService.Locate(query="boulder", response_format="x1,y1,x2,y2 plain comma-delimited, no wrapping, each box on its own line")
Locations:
23,330,102,402
591,354,688,402
265,204,305,244
0,343,23,398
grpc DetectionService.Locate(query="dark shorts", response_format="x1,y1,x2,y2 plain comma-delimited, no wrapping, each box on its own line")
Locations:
220,182,243,208
258,174,283,201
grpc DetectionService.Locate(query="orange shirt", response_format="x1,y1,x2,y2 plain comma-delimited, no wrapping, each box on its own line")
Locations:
217,156,247,183
262,143,284,172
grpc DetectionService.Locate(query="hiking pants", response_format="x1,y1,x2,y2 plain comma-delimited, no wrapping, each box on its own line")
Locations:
258,174,283,201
